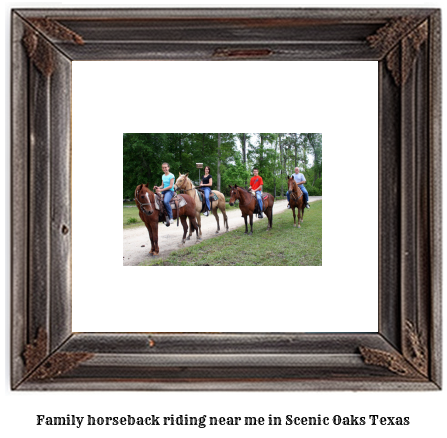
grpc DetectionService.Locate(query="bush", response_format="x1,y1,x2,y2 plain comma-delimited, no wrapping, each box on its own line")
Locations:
306,185,322,196
126,217,138,225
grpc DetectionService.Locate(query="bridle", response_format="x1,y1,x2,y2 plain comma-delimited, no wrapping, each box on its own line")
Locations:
289,179,301,201
230,186,250,207
176,175,196,196
135,187,154,215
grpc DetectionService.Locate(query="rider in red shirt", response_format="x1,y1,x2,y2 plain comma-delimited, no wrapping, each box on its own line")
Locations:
249,168,264,219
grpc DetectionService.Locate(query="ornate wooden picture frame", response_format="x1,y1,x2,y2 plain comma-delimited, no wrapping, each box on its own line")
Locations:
11,8,441,390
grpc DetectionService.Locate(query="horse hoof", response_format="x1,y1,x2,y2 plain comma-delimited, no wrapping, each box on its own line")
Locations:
149,250,154,254
249,232,253,236
154,252,159,256
215,230,219,234
197,237,201,241
186,236,190,241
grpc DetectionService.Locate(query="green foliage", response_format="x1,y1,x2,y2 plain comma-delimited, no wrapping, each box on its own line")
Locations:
126,217,138,224
123,133,322,199
221,152,251,193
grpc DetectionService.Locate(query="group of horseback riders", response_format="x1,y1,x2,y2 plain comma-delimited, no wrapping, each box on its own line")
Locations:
153,162,310,225
153,162,214,226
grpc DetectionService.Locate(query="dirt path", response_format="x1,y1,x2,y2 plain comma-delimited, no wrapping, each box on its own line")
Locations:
123,197,322,266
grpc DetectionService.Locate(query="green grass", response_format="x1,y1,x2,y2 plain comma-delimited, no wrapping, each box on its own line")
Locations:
123,205,143,229
141,200,322,266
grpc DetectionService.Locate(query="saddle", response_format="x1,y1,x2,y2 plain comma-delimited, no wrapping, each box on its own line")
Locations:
250,190,269,214
154,192,187,226
196,189,217,214
154,192,187,210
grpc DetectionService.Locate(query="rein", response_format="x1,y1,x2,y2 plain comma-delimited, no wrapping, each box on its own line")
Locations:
233,187,252,207
289,180,301,202
176,176,196,198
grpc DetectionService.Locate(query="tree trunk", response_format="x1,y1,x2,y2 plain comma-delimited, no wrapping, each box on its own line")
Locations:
294,134,298,168
259,134,264,169
274,135,278,198
279,134,284,197
217,133,221,191
178,134,182,164
242,133,247,186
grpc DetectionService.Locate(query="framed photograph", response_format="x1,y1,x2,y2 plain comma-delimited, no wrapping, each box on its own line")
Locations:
11,8,441,390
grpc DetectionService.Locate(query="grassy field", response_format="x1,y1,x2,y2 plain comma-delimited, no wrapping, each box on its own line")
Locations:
123,204,144,229
141,200,322,266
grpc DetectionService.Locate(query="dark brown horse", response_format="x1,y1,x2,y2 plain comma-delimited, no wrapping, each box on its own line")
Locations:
228,185,274,235
134,184,200,255
287,176,305,228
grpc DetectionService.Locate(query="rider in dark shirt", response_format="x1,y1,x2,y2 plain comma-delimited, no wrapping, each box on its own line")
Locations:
199,166,212,217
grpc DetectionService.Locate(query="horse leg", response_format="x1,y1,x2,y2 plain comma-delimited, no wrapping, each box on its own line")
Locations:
292,206,296,227
186,217,192,240
180,215,188,244
249,214,253,235
147,225,155,254
266,208,271,230
222,205,229,231
151,220,159,254
191,215,200,240
197,211,202,236
212,206,220,233
243,214,249,234
297,204,301,228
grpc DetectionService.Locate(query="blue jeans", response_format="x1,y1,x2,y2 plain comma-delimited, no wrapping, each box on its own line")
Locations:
287,185,309,204
202,187,211,210
255,191,263,212
163,190,174,219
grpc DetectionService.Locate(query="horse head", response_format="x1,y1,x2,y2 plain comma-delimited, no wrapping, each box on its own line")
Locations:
174,172,190,192
287,176,297,193
135,183,154,215
228,185,240,206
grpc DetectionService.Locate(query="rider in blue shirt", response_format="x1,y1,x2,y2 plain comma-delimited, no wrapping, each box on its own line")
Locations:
287,167,310,209
154,162,175,225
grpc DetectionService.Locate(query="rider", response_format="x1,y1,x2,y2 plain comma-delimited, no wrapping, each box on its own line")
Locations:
199,165,212,217
287,166,310,209
154,162,175,225
249,167,264,219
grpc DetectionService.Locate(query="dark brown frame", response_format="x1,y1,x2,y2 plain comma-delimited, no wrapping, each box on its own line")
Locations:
11,8,441,390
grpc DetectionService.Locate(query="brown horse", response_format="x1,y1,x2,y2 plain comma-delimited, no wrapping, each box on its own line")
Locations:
228,185,274,235
287,176,305,228
134,184,200,255
174,173,229,239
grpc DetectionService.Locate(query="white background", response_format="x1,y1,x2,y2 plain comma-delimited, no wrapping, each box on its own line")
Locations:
2,1,445,438
72,60,378,332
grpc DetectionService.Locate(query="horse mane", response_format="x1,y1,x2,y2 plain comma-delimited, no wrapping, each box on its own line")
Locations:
180,174,195,189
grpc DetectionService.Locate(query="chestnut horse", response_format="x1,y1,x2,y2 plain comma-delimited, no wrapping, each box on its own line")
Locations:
174,173,229,239
228,185,274,235
134,184,200,255
287,176,305,228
